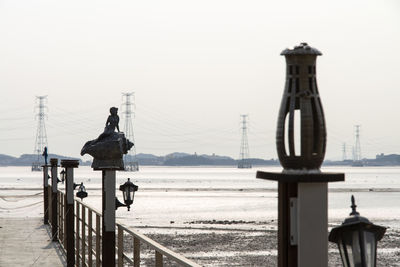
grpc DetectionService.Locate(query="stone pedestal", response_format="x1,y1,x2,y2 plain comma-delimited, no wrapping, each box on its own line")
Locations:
101,169,117,267
257,171,344,267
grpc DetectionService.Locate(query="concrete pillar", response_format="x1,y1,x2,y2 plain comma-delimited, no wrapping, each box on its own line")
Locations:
102,170,116,267
297,183,328,267
256,171,344,267
50,158,58,241
278,182,298,267
61,159,79,267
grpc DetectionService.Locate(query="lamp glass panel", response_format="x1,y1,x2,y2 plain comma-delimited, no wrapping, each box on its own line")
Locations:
343,231,362,267
338,239,350,267
363,231,376,267
125,188,131,201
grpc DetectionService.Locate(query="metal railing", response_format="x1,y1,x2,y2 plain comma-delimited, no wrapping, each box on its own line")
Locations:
53,190,201,267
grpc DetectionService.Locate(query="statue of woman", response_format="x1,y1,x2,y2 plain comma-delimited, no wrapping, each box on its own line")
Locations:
97,107,120,140
80,107,133,168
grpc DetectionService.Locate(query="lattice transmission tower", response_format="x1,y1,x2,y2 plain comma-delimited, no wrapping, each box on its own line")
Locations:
342,142,347,161
121,92,139,171
238,114,251,169
352,125,363,166
32,96,48,171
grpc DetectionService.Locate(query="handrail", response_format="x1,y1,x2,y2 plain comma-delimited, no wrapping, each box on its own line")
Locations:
117,223,201,267
55,190,201,267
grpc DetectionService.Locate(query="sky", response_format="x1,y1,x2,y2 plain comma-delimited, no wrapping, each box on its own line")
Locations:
0,0,399,161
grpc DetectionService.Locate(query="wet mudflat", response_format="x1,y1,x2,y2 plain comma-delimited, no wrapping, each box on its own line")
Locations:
118,220,400,267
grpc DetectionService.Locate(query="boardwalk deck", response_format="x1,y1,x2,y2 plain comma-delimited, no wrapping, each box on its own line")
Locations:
0,218,66,267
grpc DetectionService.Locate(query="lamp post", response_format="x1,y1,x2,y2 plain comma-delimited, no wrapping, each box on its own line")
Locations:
116,178,139,211
256,43,345,267
329,196,386,267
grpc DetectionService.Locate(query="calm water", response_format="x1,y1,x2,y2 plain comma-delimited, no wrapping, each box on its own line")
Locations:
1,166,399,228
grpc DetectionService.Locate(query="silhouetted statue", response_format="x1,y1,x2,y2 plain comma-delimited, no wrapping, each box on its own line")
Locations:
42,146,48,165
81,107,133,170
98,107,120,141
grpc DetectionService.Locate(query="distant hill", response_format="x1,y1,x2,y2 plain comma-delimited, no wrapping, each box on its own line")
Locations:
2,152,399,167
323,153,400,166
0,154,81,166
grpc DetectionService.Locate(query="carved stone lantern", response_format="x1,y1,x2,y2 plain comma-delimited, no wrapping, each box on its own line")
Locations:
277,42,326,170
256,43,344,267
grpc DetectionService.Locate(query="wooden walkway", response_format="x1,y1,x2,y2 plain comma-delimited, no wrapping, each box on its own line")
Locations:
0,218,66,267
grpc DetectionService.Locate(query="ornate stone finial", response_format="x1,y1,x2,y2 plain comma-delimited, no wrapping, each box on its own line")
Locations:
81,107,134,170
350,195,360,216
276,42,326,170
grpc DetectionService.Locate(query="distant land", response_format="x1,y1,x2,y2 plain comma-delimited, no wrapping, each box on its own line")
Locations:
0,152,400,167
0,153,82,166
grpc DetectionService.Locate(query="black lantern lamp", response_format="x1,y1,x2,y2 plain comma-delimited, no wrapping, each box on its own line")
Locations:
329,196,386,267
75,182,88,200
60,169,66,183
116,178,138,211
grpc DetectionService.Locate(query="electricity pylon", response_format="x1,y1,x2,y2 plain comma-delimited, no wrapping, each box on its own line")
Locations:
352,125,363,166
238,114,251,168
342,142,347,161
121,92,139,171
32,96,48,171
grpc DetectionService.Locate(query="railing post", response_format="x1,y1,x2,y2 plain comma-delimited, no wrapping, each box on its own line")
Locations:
118,225,123,267
102,170,116,267
88,211,93,267
81,206,86,267
134,237,140,267
50,158,58,241
61,159,79,267
43,164,49,224
58,192,62,243
48,184,52,224
76,202,80,266
96,214,101,267
155,251,163,267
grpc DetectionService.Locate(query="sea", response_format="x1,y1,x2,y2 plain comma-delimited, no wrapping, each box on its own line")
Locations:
1,166,399,230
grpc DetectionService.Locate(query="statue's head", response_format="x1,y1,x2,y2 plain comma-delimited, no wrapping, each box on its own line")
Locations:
110,107,118,115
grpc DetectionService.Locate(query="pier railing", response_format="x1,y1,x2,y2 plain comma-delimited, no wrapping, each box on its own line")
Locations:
50,189,200,267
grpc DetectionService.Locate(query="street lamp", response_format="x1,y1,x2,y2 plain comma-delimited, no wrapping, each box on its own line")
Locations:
329,195,386,267
60,169,66,183
75,182,88,200
116,178,138,211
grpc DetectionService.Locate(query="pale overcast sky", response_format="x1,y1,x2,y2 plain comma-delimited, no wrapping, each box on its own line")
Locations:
0,0,399,160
